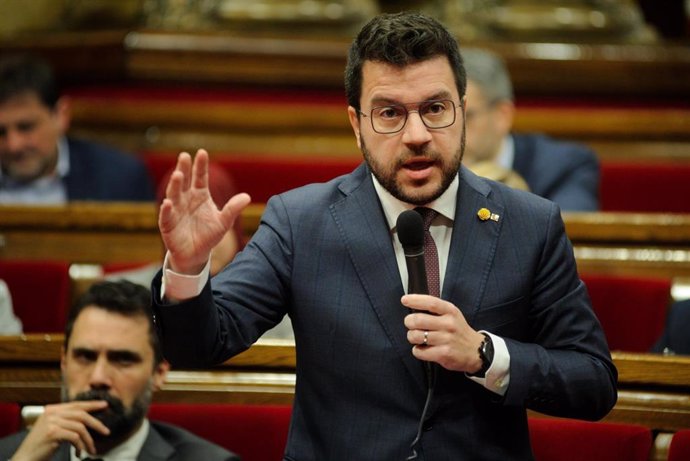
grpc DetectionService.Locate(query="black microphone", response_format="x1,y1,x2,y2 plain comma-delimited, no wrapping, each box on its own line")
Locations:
397,209,436,461
396,209,428,295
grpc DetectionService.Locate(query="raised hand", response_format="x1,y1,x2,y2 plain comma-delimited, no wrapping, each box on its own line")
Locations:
158,149,251,275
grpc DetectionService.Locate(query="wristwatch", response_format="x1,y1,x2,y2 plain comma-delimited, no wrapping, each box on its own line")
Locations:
470,332,494,378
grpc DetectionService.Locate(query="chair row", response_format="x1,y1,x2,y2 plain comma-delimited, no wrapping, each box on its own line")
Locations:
0,258,679,355
142,153,690,213
2,401,690,461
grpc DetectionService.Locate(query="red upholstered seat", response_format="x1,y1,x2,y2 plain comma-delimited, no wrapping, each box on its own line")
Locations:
0,402,21,437
668,429,690,461
148,403,292,461
0,260,72,333
600,162,690,212
580,274,671,352
144,153,360,204
529,417,652,461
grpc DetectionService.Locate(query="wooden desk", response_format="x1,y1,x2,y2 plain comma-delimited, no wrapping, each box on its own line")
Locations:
1,335,688,432
2,204,690,278
0,203,262,265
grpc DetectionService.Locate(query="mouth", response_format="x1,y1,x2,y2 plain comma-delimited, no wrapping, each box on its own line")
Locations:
401,158,436,179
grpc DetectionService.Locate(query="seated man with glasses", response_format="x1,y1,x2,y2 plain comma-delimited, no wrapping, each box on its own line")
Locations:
461,47,600,211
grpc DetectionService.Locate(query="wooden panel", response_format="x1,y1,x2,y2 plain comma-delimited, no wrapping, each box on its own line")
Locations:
3,204,690,279
66,91,690,160
1,336,689,432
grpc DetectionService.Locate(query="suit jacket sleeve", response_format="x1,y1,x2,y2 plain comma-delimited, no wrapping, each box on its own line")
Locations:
498,200,617,419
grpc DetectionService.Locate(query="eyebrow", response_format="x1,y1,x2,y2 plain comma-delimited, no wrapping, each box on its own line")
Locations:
370,91,454,107
71,347,143,363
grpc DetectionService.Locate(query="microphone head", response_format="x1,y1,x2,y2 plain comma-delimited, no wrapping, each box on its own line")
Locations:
397,209,425,256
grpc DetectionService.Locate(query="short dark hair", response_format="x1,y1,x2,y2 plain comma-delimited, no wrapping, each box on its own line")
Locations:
65,280,163,366
0,54,59,108
344,12,466,111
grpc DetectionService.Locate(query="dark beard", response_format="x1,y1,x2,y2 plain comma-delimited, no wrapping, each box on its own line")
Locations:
360,126,465,206
71,388,149,451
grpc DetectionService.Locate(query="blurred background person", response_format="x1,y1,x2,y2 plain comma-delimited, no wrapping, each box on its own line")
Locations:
0,54,154,204
461,47,600,211
0,279,22,335
651,298,690,355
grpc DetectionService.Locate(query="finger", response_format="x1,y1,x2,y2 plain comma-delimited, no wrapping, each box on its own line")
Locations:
404,311,443,331
173,152,193,192
219,193,252,229
164,170,185,205
191,149,209,191
401,294,454,316
406,329,430,346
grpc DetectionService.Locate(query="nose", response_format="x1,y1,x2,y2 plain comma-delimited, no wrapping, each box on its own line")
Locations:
88,356,113,390
401,111,432,147
2,128,24,152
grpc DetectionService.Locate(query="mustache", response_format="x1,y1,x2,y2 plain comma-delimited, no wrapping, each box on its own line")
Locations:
73,389,125,415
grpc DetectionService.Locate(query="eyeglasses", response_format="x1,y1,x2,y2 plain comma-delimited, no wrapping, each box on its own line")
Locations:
359,99,461,134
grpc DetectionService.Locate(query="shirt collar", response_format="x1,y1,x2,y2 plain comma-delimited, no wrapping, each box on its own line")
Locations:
496,135,514,170
72,418,150,461
56,136,70,178
372,172,458,232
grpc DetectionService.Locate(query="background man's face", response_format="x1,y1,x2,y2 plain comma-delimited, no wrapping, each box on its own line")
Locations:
61,307,167,443
0,92,67,182
463,80,513,165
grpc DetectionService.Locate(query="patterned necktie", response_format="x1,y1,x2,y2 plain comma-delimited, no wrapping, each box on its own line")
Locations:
415,207,440,298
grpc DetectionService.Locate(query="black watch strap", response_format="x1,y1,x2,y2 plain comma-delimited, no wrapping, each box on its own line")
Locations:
470,332,494,378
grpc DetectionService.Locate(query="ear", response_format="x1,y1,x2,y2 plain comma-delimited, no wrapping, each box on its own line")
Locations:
347,106,362,150
151,360,170,391
60,346,67,374
494,100,515,135
54,96,72,134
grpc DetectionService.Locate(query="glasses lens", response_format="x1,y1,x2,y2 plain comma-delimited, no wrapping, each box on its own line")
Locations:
371,105,406,134
369,100,457,133
420,100,455,129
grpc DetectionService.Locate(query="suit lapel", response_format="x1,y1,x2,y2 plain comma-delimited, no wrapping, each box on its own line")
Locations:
330,164,427,390
136,423,174,461
444,167,505,323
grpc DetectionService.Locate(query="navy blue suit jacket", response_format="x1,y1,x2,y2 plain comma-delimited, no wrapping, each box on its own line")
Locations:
64,137,154,201
153,164,617,460
512,133,600,211
651,299,690,355
0,420,239,461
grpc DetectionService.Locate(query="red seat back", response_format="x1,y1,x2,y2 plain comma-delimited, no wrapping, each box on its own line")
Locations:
144,153,360,204
580,274,671,352
669,429,690,461
529,417,652,461
600,162,690,212
0,260,72,333
148,403,291,461
0,402,20,437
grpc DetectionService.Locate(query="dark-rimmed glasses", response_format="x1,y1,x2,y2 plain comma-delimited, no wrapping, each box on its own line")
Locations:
359,99,461,134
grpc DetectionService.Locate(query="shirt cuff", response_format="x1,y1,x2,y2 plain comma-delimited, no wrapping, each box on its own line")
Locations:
160,251,210,303
467,331,510,396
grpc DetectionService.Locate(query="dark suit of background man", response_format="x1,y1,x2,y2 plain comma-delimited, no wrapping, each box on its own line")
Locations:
152,12,617,461
461,47,601,212
0,54,154,204
0,280,239,461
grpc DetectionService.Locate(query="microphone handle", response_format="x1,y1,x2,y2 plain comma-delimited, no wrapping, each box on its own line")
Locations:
406,253,429,295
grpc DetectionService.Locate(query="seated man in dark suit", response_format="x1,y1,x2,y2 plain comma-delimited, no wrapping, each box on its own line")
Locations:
0,280,239,461
0,54,154,204
461,47,600,211
651,299,690,355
